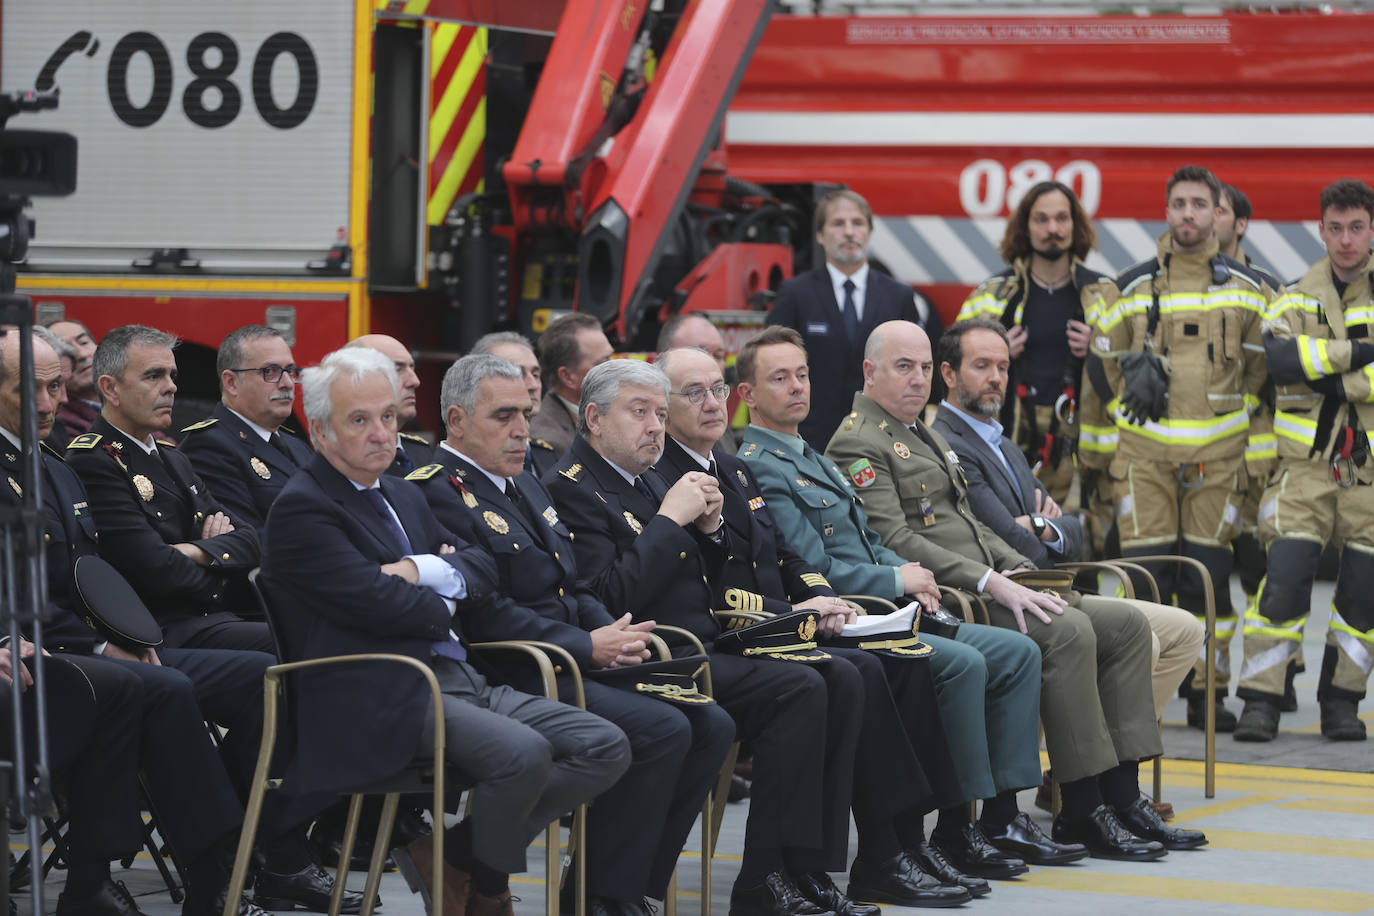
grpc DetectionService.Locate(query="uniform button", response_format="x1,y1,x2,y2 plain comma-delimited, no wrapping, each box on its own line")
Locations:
513,543,520,551
43,533,50,543
156,511,162,518
221,552,230,560
558,588,565,596
554,552,560,559
753,561,758,569
679,552,687,559
569,532,576,541
822,499,829,506
702,576,708,584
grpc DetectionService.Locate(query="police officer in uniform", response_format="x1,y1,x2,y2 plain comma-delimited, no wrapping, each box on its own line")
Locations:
408,353,735,916
180,326,313,538
1093,165,1276,731
1235,178,1374,742
468,331,563,476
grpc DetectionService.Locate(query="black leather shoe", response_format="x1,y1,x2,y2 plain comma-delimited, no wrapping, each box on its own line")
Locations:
982,812,1089,865
1320,698,1367,741
794,872,879,916
847,852,971,908
928,823,1028,879
907,842,990,898
1051,805,1167,862
1187,696,1237,733
57,879,146,916
253,863,370,914
1234,697,1280,742
1113,796,1207,850
728,872,834,916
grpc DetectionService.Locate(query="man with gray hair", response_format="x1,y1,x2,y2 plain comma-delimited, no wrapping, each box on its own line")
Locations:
469,331,562,474
32,325,75,449
347,333,434,474
264,346,630,916
65,325,273,654
547,360,872,916
180,326,313,537
407,353,734,915
657,313,745,455
46,316,101,438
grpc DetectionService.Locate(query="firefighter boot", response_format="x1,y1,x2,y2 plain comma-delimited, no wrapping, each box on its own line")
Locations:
1319,698,1367,741
1233,697,1281,742
1282,659,1300,713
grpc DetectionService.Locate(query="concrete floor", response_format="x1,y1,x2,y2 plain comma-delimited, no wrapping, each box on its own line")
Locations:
17,580,1374,916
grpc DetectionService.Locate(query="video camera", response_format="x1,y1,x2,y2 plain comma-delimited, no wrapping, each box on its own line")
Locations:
1,88,77,289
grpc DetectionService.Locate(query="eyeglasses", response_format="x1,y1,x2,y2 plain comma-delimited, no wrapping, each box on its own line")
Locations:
670,383,731,406
228,363,300,383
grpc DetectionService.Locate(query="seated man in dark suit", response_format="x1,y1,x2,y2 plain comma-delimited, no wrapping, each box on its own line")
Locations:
930,319,1206,734
64,325,272,654
346,334,434,474
262,346,630,916
766,189,939,450
544,359,885,916
408,353,735,916
181,325,314,538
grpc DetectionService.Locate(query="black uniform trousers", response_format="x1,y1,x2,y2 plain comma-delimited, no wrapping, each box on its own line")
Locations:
162,612,274,655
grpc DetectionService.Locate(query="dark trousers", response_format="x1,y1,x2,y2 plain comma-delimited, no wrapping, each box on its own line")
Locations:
163,611,275,655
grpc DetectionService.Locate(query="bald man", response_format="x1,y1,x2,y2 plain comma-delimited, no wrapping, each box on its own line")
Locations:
347,334,433,474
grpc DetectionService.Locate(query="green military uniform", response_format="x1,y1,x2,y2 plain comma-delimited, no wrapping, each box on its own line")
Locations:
823,393,1161,783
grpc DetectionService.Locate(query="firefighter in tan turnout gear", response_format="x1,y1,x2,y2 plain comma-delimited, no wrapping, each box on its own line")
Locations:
1094,165,1276,732
1234,178,1374,743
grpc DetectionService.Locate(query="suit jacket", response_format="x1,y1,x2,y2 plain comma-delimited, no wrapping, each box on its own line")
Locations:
544,436,726,646
528,391,578,456
768,266,921,450
930,403,1084,568
179,403,314,538
261,454,497,793
64,416,260,622
527,437,564,479
409,449,616,671
824,393,1028,593
738,425,907,601
656,438,836,615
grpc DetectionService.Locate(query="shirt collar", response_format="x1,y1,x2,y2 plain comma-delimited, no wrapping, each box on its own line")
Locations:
556,394,580,421
671,437,714,470
825,260,869,297
0,427,20,452
940,400,1004,451
107,419,158,454
438,441,509,492
747,424,808,456
225,406,274,442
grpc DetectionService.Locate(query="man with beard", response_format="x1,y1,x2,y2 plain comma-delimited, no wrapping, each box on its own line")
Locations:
767,190,938,451
180,326,314,537
45,317,101,438
347,334,433,473
1093,165,1277,731
956,181,1116,550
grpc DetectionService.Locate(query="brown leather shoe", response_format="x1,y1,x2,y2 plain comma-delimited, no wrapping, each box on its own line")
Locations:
393,835,471,916
468,889,513,916
1149,799,1175,821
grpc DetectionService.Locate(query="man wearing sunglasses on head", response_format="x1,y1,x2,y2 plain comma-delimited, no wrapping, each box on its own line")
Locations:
182,326,313,538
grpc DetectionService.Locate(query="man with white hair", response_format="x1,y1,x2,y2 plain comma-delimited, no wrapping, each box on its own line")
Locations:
263,346,630,916
347,333,434,473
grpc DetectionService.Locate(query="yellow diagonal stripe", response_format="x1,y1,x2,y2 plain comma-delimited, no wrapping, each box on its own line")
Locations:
428,27,487,161
1153,757,1374,788
428,96,485,224
1165,774,1374,802
1279,797,1374,817
1169,793,1285,822
1200,828,1374,859
1016,870,1374,912
430,22,459,78
403,0,430,14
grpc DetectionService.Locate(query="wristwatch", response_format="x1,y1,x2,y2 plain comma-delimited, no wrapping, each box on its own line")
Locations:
1030,515,1048,538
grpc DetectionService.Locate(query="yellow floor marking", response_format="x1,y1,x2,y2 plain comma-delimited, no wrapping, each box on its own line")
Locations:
1170,793,1285,822
1289,708,1374,734
1200,828,1374,859
1165,774,1374,801
1016,870,1374,912
1278,797,1374,817
1150,759,1374,788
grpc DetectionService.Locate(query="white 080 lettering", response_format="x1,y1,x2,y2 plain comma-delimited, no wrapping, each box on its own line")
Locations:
958,159,1101,218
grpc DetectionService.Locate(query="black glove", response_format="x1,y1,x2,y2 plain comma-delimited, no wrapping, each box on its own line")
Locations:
1118,351,1169,424
1351,340,1374,370
1304,374,1346,398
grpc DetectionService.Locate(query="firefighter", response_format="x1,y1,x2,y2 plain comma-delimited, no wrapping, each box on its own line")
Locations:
1093,164,1276,732
1234,178,1374,743
957,181,1117,555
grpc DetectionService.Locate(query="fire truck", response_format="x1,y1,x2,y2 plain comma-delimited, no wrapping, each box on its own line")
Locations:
4,0,1374,425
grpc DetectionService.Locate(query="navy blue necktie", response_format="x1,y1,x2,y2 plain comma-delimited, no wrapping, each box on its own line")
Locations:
842,278,859,343
393,443,416,474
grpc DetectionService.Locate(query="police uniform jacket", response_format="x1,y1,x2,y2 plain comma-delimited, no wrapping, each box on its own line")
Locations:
737,425,909,601
824,394,1028,592
64,415,260,622
261,454,498,794
544,436,726,646
656,437,837,615
386,432,435,477
179,402,314,536
408,449,616,671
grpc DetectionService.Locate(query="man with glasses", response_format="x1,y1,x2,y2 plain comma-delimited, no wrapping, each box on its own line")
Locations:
182,326,313,537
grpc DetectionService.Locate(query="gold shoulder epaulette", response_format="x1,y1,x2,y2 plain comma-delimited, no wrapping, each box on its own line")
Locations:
156,439,178,449
532,438,555,452
559,463,583,482
405,463,444,481
399,432,429,444
181,418,218,433
67,433,101,450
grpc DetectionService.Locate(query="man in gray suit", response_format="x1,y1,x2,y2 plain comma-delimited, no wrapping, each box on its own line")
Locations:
930,319,1205,726
530,314,614,455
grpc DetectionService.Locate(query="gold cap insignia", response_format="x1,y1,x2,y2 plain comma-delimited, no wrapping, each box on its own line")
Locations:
8,477,20,497
133,474,154,502
251,457,271,480
483,510,510,534
798,615,817,642
623,511,643,534
894,442,911,459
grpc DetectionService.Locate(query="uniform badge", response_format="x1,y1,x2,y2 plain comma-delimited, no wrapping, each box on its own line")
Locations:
946,450,960,465
8,477,20,497
877,420,888,431
133,475,155,502
447,474,479,508
747,495,765,511
736,469,748,487
823,523,834,537
101,442,127,472
542,506,559,527
797,615,817,641
894,442,911,459
848,458,875,489
918,496,936,527
794,477,813,488
251,457,271,480
483,510,510,534
623,511,643,534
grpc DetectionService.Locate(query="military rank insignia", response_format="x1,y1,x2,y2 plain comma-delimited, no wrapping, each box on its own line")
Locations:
8,477,20,497
747,495,765,511
542,506,559,527
848,458,875,488
483,510,510,534
133,475,155,502
251,457,271,480
623,511,643,534
894,442,911,459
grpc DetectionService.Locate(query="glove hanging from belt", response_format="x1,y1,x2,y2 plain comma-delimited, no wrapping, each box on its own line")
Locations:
1119,350,1170,425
